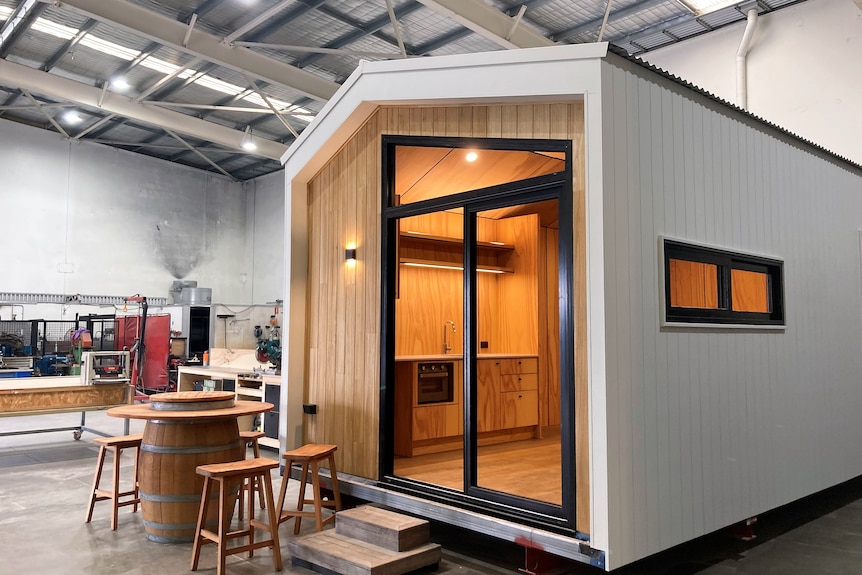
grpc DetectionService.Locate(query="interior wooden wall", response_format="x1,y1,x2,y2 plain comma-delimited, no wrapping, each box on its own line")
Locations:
304,102,588,532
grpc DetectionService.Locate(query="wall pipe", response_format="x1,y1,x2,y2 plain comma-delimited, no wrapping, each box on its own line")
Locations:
736,7,759,110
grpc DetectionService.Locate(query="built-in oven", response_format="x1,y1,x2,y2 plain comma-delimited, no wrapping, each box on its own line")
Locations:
416,362,454,404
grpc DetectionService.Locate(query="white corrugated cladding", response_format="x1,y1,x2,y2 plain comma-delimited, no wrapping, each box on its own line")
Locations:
598,54,862,569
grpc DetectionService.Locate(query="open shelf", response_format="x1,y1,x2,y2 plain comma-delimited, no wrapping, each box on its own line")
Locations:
399,232,515,274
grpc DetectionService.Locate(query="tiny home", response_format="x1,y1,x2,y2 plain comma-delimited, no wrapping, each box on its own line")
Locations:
277,43,862,570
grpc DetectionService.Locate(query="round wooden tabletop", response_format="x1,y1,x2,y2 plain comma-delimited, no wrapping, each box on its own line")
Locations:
107,396,273,420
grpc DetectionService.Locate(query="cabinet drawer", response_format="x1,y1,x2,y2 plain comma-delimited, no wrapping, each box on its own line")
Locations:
498,357,538,375
500,373,537,392
500,390,538,428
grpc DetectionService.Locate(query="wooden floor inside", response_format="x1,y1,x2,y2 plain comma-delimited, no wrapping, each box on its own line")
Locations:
393,427,562,505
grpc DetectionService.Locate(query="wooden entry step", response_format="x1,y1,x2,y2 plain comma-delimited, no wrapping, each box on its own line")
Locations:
336,505,431,552
287,505,441,575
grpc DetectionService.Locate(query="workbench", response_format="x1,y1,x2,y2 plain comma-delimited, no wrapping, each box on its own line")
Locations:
0,375,131,439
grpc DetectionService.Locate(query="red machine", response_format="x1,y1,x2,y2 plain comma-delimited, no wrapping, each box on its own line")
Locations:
116,295,172,394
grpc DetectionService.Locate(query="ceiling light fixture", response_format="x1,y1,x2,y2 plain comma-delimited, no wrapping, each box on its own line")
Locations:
62,110,82,125
465,151,478,162
110,77,130,91
240,126,257,151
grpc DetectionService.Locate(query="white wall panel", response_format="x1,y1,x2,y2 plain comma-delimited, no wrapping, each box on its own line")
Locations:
0,119,283,314
245,170,285,304
600,56,862,569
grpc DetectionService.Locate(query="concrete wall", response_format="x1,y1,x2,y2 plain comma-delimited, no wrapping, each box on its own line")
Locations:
0,118,284,319
641,0,862,166
600,54,862,569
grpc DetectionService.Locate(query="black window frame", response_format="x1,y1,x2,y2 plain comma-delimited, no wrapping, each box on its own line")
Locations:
662,238,785,327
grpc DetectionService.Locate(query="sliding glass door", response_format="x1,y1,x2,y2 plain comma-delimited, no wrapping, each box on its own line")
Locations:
382,136,574,525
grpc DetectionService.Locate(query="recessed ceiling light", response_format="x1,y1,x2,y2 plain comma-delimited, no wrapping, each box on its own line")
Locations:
465,151,478,162
62,110,82,125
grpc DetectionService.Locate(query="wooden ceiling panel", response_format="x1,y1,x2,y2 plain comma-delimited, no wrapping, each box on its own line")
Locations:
397,146,564,204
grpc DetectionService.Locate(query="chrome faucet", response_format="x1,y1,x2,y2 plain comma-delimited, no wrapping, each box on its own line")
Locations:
443,320,456,354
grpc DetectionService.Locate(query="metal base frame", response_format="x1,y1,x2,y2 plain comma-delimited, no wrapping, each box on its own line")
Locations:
0,410,130,440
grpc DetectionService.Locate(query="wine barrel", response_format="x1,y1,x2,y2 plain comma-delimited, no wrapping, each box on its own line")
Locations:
138,392,244,543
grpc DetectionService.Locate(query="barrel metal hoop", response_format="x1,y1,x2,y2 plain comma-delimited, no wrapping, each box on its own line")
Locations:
139,484,240,502
141,440,243,454
143,519,216,531
150,399,235,411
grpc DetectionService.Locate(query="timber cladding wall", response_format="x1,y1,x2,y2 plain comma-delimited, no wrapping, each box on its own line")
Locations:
305,102,589,531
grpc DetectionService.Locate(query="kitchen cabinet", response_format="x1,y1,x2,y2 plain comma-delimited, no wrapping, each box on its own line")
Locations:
476,359,501,432
477,356,539,433
394,359,463,457
394,355,538,457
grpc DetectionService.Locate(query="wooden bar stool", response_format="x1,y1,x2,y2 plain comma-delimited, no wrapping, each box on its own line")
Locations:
191,458,282,575
275,444,342,534
85,432,143,531
237,430,265,521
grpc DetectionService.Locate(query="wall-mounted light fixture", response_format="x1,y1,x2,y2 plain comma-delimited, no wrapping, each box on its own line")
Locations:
345,243,357,266
240,125,257,151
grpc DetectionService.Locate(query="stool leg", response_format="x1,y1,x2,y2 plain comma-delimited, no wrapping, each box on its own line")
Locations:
310,459,323,532
217,479,228,575
251,441,265,511
294,461,310,534
238,478,246,522
191,476,212,572
132,444,141,513
275,458,291,526
247,475,256,559
110,446,121,531
85,445,107,523
328,453,342,512
262,470,283,571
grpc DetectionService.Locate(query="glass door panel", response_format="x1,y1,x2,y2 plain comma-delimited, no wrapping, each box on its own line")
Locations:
473,199,562,506
392,209,464,490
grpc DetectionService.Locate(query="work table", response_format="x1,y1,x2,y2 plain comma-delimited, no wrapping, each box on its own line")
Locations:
176,364,281,448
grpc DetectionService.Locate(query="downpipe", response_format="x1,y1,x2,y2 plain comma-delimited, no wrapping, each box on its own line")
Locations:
736,7,759,110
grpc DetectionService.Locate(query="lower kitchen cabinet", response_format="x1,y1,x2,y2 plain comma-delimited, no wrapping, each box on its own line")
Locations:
501,389,538,428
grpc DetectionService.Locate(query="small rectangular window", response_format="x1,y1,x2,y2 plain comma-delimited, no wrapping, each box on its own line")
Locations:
662,238,784,326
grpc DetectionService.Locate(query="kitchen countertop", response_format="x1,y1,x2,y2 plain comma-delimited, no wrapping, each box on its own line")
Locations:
395,353,536,361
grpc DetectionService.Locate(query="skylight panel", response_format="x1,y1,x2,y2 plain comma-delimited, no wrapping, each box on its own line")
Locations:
0,7,12,19
678,0,739,15
194,75,246,96
79,35,140,61
31,17,77,40
138,55,196,79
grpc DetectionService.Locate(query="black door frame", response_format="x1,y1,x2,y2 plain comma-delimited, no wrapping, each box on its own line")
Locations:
378,135,577,533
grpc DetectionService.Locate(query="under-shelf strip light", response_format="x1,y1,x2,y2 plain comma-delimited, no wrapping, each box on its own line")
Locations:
401,261,505,274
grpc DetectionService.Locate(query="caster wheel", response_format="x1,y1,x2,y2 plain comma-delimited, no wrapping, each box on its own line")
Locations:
73,430,82,440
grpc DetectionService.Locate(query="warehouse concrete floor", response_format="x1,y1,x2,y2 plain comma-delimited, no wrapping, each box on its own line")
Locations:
1,410,861,574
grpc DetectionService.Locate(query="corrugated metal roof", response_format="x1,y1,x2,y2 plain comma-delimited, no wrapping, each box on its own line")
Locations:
0,0,819,181
612,45,862,173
